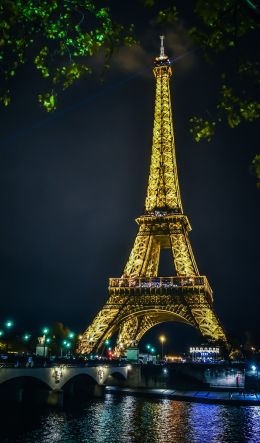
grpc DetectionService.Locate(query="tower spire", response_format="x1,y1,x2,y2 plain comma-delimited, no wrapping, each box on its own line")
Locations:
159,35,165,58
145,36,183,214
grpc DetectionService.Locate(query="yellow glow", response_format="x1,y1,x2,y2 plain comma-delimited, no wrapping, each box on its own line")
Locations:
159,335,166,344
78,45,227,356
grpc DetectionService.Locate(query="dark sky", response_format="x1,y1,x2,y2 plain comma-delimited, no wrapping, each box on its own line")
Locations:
0,2,259,352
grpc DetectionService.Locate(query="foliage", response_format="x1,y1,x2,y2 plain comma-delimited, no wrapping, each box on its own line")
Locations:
189,117,216,142
252,154,260,187
52,321,70,339
0,1,259,180
152,0,260,182
153,1,260,127
0,0,134,111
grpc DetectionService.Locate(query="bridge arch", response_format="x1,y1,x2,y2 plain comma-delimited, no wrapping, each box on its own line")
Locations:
0,366,129,405
105,369,127,386
0,370,53,389
0,376,51,405
62,373,100,401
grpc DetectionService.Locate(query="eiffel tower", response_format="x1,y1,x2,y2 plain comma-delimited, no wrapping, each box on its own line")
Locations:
79,37,227,355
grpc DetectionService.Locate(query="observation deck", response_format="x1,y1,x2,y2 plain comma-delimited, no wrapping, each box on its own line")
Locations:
109,276,213,301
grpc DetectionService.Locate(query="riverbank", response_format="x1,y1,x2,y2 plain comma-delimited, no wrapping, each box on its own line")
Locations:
106,386,260,406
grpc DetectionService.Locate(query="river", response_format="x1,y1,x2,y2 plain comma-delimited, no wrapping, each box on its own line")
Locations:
0,393,259,443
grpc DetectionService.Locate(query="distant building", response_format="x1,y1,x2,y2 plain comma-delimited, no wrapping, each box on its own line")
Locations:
138,353,157,364
165,354,185,363
190,345,220,363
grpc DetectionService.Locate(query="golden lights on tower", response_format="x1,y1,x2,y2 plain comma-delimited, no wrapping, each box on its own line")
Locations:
78,37,227,356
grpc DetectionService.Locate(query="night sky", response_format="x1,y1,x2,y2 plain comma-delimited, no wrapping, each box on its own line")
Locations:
0,2,259,352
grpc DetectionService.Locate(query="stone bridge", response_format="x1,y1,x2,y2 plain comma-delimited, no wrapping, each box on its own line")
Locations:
0,364,130,407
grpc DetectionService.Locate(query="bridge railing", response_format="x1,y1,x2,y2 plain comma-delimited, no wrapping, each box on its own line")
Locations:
0,360,128,369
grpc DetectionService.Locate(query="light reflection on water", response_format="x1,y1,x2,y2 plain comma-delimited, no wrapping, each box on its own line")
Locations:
0,394,259,443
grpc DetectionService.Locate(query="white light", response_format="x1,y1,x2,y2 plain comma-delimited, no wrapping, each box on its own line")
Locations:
251,365,257,371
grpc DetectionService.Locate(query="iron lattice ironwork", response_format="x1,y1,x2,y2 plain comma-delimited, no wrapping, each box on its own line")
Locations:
79,44,227,355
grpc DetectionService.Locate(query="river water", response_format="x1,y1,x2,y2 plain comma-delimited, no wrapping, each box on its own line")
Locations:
0,394,259,443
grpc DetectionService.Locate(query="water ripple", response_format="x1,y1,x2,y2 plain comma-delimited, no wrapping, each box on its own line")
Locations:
0,394,259,443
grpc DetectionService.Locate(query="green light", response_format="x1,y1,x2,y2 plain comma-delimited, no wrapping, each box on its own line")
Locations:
105,339,110,345
23,334,30,341
68,332,75,339
66,342,71,348
5,320,14,328
146,344,151,350
63,340,67,345
42,327,49,334
96,34,105,42
245,0,258,11
46,337,51,343
151,347,155,353
97,8,108,19
0,330,4,337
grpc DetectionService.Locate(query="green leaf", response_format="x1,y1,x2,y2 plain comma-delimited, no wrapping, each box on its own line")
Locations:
252,155,260,188
38,91,57,112
189,116,216,142
0,90,11,107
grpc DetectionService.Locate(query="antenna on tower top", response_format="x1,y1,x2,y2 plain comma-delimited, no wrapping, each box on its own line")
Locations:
160,35,165,58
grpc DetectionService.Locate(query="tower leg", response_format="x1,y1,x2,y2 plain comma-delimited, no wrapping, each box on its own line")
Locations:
79,299,122,354
115,317,139,355
187,296,227,342
170,231,198,276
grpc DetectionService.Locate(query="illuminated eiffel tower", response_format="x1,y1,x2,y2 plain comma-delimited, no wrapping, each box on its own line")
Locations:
79,37,227,355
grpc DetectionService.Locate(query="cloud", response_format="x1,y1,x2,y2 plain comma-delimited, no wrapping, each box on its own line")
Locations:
165,27,197,72
112,44,152,75
87,24,197,81
111,25,197,76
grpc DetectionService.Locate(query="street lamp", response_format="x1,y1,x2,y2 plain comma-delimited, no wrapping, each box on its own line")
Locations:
146,344,151,361
251,365,259,390
159,335,166,360
150,347,156,361
5,320,14,329
23,334,31,341
22,334,31,353
42,327,50,358
61,340,71,357
4,320,14,353
66,341,71,357
61,340,67,357
101,338,110,357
